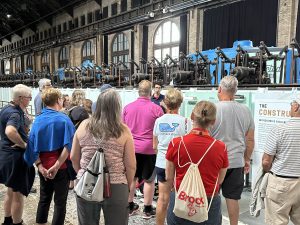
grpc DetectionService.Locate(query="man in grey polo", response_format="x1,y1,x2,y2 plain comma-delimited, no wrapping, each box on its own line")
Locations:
34,78,52,115
210,76,255,225
262,96,300,225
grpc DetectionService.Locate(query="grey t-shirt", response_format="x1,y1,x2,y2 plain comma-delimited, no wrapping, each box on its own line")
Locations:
210,101,254,168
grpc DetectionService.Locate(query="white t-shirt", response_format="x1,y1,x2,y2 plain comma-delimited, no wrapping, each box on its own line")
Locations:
153,114,192,169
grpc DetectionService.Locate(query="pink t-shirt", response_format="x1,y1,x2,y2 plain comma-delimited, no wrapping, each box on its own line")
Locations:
122,97,163,155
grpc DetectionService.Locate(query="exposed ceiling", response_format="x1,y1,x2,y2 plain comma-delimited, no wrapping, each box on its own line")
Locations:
0,0,89,41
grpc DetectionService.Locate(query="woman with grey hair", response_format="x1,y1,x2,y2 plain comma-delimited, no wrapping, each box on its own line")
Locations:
0,84,35,225
71,89,136,225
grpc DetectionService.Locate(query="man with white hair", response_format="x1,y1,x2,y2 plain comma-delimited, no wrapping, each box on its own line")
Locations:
210,76,255,225
262,95,300,225
34,78,52,115
0,84,35,225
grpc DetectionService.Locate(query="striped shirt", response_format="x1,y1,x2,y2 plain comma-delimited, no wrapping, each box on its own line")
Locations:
264,117,300,177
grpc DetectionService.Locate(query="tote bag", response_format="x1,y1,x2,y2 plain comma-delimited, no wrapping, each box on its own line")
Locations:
74,148,106,202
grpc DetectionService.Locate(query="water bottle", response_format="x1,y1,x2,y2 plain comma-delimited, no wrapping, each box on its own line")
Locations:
103,167,111,198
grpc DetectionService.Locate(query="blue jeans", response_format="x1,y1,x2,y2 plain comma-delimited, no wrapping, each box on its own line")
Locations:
167,191,222,225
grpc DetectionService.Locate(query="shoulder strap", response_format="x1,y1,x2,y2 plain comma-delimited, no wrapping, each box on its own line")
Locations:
178,137,217,168
196,139,216,166
207,174,219,211
68,106,78,113
177,136,192,168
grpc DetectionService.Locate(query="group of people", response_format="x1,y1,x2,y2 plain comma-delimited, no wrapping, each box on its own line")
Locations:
0,75,299,225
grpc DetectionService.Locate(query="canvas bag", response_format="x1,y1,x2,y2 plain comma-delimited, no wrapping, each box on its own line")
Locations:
173,137,219,223
74,147,107,202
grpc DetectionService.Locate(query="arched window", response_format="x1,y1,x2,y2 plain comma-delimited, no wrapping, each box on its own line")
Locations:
15,56,21,73
82,40,94,62
27,55,33,70
5,60,10,75
112,33,129,66
154,21,180,62
59,46,69,68
41,51,50,72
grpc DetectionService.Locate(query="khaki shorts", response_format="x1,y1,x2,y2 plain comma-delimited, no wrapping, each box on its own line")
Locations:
265,173,300,225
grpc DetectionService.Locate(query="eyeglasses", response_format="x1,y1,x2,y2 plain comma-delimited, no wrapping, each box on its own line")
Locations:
20,96,32,100
290,100,299,106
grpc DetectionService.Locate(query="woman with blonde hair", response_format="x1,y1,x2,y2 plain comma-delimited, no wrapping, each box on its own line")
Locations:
0,84,35,225
68,90,89,128
71,89,136,225
154,88,192,225
166,101,229,225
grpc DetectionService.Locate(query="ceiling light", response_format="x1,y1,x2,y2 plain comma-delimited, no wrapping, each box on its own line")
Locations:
148,12,155,18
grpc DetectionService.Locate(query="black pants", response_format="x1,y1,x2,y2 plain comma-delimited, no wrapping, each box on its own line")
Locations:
36,169,69,225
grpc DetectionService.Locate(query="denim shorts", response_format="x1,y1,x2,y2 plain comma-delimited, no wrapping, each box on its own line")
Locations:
167,191,222,225
156,167,166,182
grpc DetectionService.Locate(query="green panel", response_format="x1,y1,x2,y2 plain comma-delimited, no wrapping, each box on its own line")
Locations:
179,90,254,118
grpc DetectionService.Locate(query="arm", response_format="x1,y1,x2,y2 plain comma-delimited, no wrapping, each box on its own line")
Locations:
70,132,81,173
5,125,27,149
244,128,255,174
47,147,69,179
218,168,227,184
123,128,136,188
262,153,274,172
153,136,158,154
165,160,175,191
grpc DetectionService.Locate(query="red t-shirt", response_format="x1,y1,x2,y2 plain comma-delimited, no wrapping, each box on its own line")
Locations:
166,128,229,196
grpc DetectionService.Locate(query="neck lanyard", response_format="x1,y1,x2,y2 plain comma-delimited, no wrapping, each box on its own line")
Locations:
190,129,210,137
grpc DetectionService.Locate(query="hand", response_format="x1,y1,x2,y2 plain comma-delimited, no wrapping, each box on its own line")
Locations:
11,142,27,149
47,164,59,179
38,165,48,180
244,159,251,174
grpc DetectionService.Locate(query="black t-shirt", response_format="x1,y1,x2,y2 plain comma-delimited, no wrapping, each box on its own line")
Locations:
0,104,27,150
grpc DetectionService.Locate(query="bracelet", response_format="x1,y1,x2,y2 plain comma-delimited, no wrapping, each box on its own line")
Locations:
35,161,42,167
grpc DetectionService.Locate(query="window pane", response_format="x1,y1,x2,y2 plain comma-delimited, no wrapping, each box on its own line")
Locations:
113,57,116,63
171,46,179,60
163,21,171,44
162,48,170,60
113,42,117,52
172,23,180,42
154,27,162,45
154,49,162,62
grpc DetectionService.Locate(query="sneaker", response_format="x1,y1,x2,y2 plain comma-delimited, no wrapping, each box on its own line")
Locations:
129,202,139,216
143,206,156,219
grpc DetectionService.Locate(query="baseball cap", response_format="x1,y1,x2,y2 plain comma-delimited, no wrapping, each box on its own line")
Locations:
100,84,113,93
92,84,113,113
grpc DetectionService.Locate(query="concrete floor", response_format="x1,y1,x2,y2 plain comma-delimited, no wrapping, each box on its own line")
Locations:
0,181,295,225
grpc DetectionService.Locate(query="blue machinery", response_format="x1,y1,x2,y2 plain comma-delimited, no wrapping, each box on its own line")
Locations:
1,39,300,88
